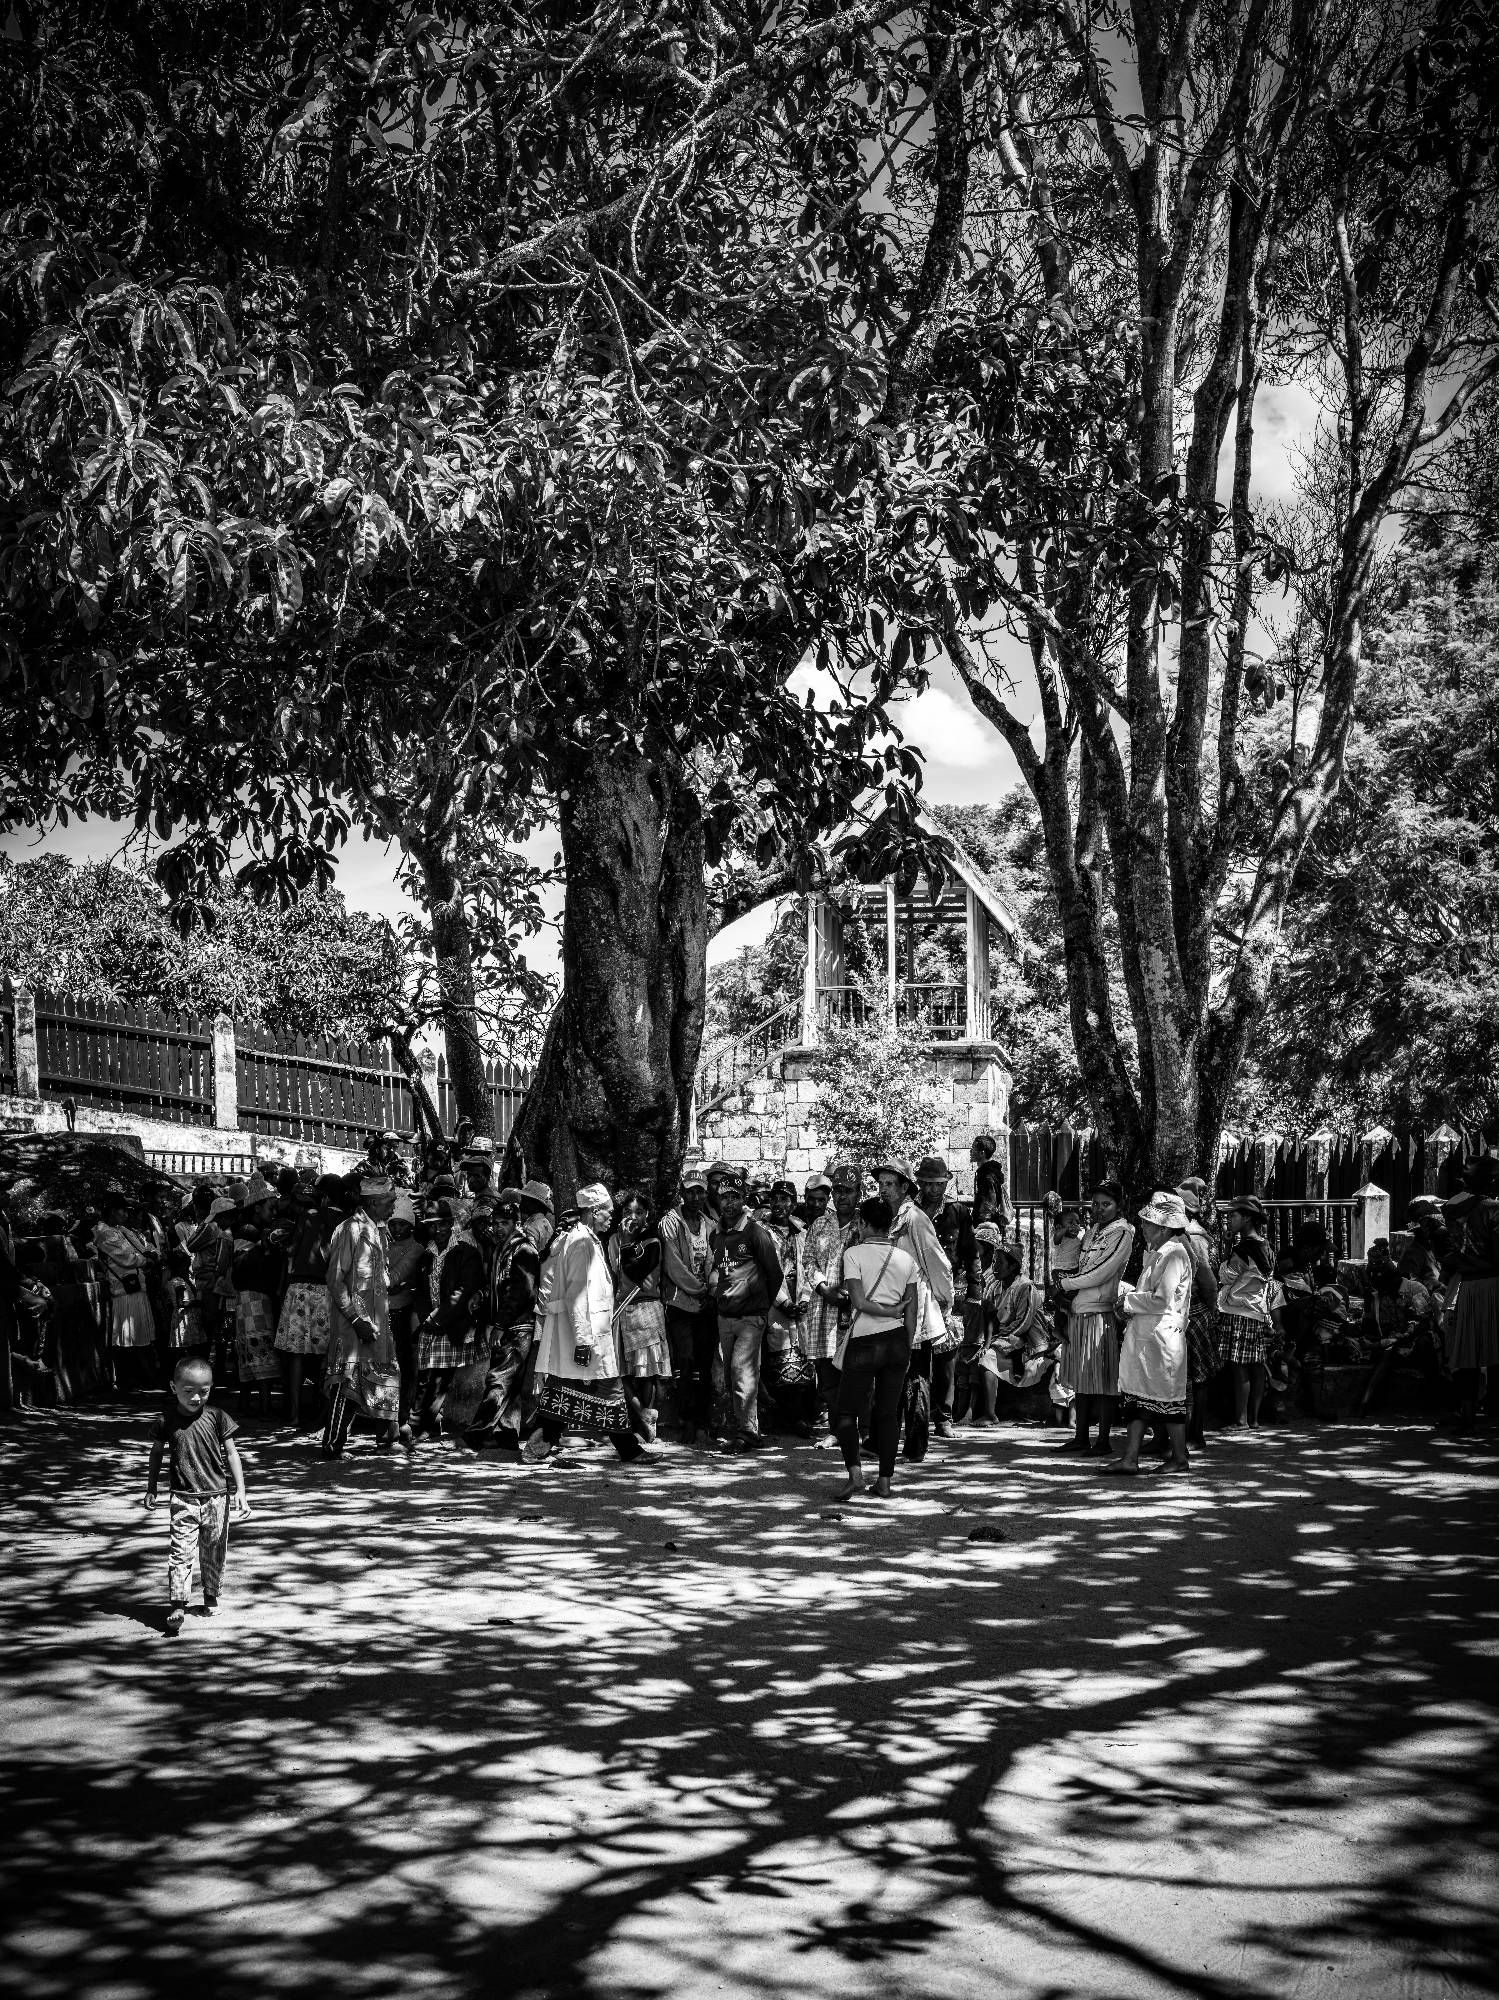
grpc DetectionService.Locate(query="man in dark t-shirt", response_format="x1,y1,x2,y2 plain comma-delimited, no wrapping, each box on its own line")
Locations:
709,1171,786,1449
145,1355,249,1633
915,1156,980,1438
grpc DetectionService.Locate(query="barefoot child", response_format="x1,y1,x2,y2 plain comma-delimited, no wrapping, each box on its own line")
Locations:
145,1355,250,1634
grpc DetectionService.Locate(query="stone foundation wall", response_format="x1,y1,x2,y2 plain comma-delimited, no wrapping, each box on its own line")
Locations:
695,1043,1012,1196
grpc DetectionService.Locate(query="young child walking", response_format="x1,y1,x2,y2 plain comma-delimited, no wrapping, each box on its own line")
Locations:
145,1355,250,1634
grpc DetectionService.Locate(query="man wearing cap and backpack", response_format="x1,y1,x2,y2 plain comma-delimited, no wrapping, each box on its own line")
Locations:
463,1181,555,1452
914,1155,979,1440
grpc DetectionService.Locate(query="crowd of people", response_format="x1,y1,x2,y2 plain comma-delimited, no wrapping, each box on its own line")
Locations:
6,1127,1497,1628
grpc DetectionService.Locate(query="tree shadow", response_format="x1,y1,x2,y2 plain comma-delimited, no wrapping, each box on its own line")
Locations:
1,1410,1496,1999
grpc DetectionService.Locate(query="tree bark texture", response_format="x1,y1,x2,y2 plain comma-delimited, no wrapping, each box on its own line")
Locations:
506,744,706,1210
413,842,494,1140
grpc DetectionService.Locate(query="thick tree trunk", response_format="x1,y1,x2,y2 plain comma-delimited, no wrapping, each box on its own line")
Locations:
412,841,494,1140
505,744,706,1209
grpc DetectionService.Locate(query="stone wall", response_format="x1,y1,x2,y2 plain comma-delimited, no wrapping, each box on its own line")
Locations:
695,1042,1012,1195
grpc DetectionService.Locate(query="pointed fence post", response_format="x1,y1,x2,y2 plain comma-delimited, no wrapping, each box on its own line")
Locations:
213,1014,239,1131
1305,1128,1334,1203
13,985,39,1100
1426,1122,1460,1195
1253,1129,1281,1196
1360,1123,1394,1186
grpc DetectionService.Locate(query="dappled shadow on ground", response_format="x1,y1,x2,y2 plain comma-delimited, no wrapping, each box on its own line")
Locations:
1,1406,1497,1999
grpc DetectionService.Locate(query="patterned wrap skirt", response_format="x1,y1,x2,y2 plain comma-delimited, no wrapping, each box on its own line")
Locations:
109,1290,157,1350
535,1373,632,1436
617,1298,672,1378
235,1291,282,1384
1119,1389,1189,1421
1447,1275,1499,1371
1219,1311,1271,1365
1054,1311,1119,1396
1186,1303,1221,1383
275,1281,332,1356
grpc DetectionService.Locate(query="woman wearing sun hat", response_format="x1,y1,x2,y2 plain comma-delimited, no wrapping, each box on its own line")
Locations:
1110,1190,1195,1475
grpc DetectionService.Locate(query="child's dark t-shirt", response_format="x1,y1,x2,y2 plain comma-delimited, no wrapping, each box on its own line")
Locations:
156,1402,239,1495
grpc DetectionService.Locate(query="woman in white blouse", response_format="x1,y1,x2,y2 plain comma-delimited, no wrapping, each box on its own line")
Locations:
1110,1189,1195,1476
832,1195,920,1501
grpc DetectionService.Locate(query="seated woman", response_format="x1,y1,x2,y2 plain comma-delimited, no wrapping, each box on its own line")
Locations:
970,1232,1053,1425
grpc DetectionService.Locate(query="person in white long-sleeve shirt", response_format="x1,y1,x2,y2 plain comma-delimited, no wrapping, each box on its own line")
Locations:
1111,1190,1194,1476
527,1183,656,1464
1053,1180,1135,1457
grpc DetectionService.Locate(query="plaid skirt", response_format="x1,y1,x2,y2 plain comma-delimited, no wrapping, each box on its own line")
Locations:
235,1291,282,1383
618,1299,672,1378
1219,1311,1270,1365
275,1282,331,1356
1187,1303,1221,1383
417,1321,478,1372
1054,1311,1119,1396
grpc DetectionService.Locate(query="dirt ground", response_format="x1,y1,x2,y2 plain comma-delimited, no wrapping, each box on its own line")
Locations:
2,1404,1497,2000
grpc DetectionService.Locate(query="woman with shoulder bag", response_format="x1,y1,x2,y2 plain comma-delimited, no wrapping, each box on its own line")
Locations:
830,1195,921,1501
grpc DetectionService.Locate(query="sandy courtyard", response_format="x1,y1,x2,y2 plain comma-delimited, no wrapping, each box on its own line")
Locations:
2,1408,1496,2000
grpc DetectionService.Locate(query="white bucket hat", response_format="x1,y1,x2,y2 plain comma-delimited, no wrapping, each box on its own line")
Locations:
1138,1190,1189,1231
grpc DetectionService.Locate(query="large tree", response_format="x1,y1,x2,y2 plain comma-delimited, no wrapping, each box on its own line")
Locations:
861,0,1499,1186
0,1,933,1196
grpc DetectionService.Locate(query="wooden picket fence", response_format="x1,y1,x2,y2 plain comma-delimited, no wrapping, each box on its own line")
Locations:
1,981,531,1150
1,989,216,1124
1008,1120,1495,1238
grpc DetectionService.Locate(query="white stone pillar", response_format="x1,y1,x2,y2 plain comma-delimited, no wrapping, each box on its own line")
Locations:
213,1014,239,1130
885,878,898,1016
1352,1181,1390,1260
13,985,39,1100
801,896,820,1047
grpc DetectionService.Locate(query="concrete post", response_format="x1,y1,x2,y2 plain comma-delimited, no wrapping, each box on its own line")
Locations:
13,985,39,1100
1426,1122,1460,1195
1352,1181,1390,1261
212,1014,239,1131
800,896,820,1047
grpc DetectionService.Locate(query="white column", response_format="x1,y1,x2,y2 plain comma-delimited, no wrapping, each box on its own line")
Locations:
212,1014,239,1130
13,985,39,1099
801,895,820,1046
885,878,897,1017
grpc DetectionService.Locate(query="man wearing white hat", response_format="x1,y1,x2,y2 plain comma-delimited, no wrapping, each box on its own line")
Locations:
527,1183,653,1462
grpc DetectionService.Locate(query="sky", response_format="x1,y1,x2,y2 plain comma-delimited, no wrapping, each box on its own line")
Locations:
1,382,1320,977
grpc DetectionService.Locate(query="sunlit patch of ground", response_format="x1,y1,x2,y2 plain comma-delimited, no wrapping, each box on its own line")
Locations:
2,1407,1496,1998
